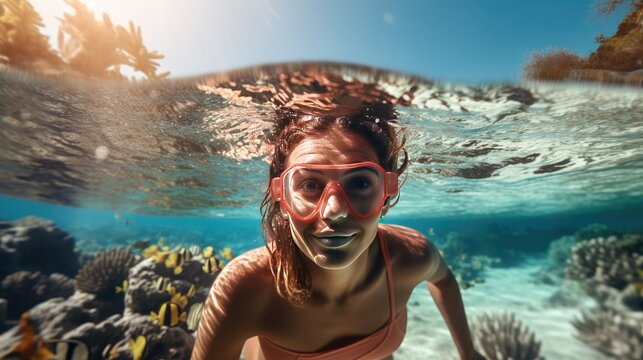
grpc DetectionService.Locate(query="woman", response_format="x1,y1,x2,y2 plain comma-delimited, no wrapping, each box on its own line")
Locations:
192,102,484,360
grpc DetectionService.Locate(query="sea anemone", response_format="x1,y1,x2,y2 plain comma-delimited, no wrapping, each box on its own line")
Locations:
572,307,643,360
470,312,543,360
75,248,137,298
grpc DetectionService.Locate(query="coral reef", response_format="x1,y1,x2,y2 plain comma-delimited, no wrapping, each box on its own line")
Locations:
435,231,500,290
1,271,75,319
0,0,169,80
532,223,627,285
0,216,80,278
0,215,232,359
75,247,138,299
565,235,642,289
562,231,643,359
572,307,643,360
470,312,544,360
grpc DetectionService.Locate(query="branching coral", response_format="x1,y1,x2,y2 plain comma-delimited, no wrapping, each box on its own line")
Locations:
75,248,137,298
572,307,643,360
565,235,642,289
470,312,543,360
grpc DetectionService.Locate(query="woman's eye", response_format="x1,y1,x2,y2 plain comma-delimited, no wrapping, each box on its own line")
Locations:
300,180,323,191
349,177,372,190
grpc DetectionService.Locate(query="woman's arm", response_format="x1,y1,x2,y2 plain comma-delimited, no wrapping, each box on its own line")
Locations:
424,241,484,360
192,250,269,360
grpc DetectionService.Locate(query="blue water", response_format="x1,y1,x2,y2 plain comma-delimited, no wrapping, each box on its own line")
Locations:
1,63,641,359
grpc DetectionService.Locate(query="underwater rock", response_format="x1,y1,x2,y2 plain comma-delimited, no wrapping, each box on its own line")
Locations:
27,292,101,339
125,257,213,315
1,271,75,319
566,235,642,289
75,247,138,299
62,314,124,360
66,313,195,360
115,313,194,360
572,306,643,360
470,312,544,360
0,216,80,278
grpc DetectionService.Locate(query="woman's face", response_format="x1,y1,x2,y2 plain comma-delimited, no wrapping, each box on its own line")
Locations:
284,127,384,270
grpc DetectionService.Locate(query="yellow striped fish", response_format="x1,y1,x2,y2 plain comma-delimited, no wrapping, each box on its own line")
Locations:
150,302,186,327
154,277,171,293
202,256,221,274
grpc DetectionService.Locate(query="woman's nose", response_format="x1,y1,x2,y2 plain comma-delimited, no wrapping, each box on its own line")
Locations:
320,191,349,221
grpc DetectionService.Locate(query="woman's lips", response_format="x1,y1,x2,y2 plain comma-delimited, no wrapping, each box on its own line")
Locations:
310,234,355,249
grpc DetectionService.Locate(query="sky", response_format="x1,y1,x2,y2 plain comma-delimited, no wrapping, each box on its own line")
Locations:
30,0,630,83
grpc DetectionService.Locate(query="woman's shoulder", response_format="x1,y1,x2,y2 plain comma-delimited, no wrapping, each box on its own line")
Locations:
379,224,444,284
210,246,274,313
216,246,274,292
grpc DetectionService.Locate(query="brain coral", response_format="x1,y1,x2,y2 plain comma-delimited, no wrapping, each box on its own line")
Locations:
75,248,137,298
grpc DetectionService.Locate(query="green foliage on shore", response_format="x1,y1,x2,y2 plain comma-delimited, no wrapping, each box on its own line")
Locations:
0,0,169,80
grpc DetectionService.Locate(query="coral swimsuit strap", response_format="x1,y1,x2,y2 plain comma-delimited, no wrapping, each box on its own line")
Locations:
258,228,407,360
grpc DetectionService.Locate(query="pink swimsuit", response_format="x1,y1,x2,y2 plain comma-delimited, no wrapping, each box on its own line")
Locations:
257,230,408,359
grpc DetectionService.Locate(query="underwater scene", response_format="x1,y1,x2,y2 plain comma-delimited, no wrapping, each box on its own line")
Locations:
0,1,642,360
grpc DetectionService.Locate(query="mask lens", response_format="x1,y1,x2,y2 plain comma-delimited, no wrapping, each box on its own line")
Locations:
282,164,385,219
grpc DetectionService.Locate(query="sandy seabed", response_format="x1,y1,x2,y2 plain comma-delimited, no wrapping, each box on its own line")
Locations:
395,257,607,360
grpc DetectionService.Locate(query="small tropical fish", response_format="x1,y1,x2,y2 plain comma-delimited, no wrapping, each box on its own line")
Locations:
142,244,160,259
186,284,197,298
101,343,118,359
189,245,201,257
150,302,186,327
154,277,171,293
1,313,53,360
219,247,233,260
114,210,122,222
49,339,90,360
201,246,214,258
166,285,189,309
165,251,184,275
202,256,221,274
128,336,146,360
187,302,204,331
115,280,129,293
179,247,193,262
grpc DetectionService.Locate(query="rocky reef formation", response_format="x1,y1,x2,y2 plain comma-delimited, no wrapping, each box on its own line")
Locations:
470,312,544,360
0,217,229,359
0,216,80,278
523,1,643,85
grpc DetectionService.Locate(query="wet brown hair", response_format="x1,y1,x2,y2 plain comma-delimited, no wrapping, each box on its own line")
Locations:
259,102,409,306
